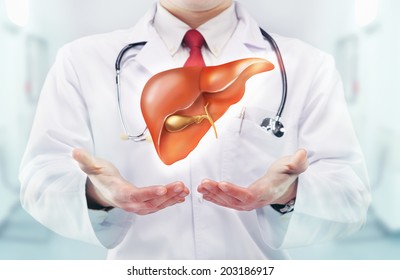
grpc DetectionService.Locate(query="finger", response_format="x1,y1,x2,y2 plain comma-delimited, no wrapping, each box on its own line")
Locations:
199,181,247,207
203,194,248,211
155,192,187,210
287,149,308,174
198,180,249,204
203,194,230,208
72,148,101,175
198,179,219,194
128,181,186,203
145,183,189,208
124,183,189,214
126,185,168,203
133,197,185,215
268,149,308,176
204,193,242,208
217,182,255,203
198,180,231,202
136,192,188,215
114,185,167,212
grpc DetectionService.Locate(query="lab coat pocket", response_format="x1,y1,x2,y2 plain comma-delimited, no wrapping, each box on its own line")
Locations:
220,107,295,186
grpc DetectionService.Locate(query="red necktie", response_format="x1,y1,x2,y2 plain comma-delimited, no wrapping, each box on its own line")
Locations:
183,29,206,67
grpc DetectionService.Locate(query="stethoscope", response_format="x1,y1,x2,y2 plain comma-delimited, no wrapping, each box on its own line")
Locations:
115,27,287,142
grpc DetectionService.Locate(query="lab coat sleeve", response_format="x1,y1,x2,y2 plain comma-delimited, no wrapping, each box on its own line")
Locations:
19,46,132,249
256,54,371,249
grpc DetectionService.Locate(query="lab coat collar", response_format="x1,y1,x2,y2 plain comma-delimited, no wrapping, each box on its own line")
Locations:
125,4,155,44
125,4,177,75
235,2,268,49
217,2,268,63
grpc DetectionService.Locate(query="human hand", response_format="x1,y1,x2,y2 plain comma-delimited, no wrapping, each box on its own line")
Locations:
72,148,190,215
197,149,308,211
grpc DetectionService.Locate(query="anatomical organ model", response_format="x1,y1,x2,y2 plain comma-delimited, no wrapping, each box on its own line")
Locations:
141,58,274,165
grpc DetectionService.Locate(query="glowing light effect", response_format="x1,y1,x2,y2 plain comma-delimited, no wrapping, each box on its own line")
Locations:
355,0,380,27
5,0,30,27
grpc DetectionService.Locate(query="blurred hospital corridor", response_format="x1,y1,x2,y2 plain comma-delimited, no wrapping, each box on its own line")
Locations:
1,0,400,260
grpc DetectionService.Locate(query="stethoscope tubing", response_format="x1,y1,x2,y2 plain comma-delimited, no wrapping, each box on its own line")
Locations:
259,27,287,121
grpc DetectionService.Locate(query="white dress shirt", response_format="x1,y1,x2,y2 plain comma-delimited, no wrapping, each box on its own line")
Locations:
154,3,238,66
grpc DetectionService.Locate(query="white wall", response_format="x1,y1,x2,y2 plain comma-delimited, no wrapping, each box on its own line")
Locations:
0,2,34,189
0,1,32,223
355,0,400,230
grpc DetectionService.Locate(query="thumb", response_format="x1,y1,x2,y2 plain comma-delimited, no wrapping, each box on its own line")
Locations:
287,149,308,174
72,148,101,175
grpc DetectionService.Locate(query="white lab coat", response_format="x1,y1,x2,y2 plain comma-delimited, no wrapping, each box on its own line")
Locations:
19,3,371,259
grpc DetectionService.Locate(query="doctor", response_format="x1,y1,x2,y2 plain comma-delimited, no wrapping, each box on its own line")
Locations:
20,0,371,259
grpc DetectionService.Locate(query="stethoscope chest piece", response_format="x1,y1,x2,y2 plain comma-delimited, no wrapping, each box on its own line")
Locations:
260,117,285,137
